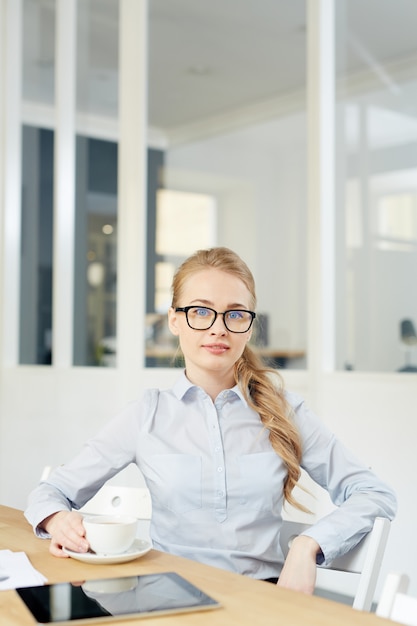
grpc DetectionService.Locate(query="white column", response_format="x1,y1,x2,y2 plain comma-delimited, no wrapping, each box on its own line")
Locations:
0,0,5,362
1,0,22,366
117,0,148,398
53,0,76,367
307,0,335,390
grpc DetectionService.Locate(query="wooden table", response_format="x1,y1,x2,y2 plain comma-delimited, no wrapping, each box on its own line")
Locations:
0,505,394,626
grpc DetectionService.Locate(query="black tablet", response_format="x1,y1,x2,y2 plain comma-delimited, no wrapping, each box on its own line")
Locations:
16,572,221,624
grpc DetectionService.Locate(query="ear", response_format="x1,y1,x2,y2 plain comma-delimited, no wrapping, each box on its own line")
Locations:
168,307,180,336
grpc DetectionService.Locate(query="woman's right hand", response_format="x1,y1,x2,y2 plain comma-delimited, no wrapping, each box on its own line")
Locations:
42,510,89,557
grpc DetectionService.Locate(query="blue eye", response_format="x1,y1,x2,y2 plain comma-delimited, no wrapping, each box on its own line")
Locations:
194,307,211,317
227,310,244,320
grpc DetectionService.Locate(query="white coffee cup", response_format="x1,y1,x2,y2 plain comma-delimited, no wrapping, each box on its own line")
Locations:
83,515,138,555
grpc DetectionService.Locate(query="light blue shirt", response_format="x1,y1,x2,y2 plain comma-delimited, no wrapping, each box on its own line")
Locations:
25,372,396,580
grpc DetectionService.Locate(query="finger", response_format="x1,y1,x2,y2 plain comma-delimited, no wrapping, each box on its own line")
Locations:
58,531,89,553
52,523,88,553
49,540,70,558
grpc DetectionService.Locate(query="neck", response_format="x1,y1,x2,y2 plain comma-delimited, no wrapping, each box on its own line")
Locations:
185,367,236,401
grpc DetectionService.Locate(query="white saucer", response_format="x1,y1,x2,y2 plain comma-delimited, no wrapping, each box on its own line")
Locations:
63,539,152,565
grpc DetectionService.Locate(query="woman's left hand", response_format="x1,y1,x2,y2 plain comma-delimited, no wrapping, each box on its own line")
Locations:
276,535,320,594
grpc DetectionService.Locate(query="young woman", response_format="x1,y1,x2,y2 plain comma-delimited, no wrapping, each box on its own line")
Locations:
25,247,396,594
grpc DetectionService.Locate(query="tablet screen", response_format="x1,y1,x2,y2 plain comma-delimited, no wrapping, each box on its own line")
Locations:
16,572,221,624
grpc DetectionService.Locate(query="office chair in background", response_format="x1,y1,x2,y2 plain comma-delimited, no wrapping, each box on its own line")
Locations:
398,319,417,372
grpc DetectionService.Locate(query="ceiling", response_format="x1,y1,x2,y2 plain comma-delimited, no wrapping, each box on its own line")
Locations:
23,0,417,138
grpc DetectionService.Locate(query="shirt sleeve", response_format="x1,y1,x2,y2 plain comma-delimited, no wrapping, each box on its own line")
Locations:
24,390,155,536
286,391,397,565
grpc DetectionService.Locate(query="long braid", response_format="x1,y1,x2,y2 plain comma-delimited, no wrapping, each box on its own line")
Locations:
234,346,308,512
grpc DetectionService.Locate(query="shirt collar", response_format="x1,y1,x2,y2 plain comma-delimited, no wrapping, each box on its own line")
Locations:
173,370,248,407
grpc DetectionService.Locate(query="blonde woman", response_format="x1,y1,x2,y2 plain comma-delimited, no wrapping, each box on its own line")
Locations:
26,247,396,594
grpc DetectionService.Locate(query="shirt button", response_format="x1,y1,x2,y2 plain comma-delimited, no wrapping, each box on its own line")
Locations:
217,490,224,497
214,446,221,452
217,467,223,473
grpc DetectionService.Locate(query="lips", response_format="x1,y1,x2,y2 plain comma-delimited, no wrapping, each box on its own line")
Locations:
203,343,229,355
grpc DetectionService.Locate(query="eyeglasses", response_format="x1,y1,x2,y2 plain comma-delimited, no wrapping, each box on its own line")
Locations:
175,306,256,333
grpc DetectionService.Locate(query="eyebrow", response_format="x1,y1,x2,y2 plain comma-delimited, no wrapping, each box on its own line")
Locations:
189,299,249,309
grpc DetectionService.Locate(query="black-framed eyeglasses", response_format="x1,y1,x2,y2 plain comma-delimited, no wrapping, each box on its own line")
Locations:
175,306,256,333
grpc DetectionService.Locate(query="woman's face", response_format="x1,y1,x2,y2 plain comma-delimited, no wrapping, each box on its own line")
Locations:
168,268,254,384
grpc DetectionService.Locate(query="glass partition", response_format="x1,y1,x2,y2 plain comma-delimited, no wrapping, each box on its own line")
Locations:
22,0,56,109
20,0,121,367
73,137,118,366
19,1,416,373
335,0,417,372
146,0,308,369
20,126,54,364
20,0,309,370
72,0,120,366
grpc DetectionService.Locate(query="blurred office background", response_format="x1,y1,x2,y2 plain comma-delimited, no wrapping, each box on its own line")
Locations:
1,0,417,598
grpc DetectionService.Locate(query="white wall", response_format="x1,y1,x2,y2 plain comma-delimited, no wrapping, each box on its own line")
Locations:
0,367,176,506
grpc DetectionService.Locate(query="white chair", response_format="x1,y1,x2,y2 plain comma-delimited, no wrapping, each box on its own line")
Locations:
279,517,391,612
376,572,417,625
79,485,152,519
40,466,152,541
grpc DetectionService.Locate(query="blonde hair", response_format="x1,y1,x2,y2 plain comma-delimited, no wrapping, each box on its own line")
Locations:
172,247,305,510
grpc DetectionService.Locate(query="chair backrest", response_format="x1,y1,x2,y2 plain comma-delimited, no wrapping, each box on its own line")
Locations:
279,517,391,612
376,572,417,625
79,485,152,520
40,465,53,481
40,466,152,521
40,464,152,542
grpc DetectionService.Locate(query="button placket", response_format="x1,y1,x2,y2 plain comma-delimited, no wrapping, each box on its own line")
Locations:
211,395,227,522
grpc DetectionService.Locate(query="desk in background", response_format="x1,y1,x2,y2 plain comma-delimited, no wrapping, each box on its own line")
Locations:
0,505,399,626
145,346,305,368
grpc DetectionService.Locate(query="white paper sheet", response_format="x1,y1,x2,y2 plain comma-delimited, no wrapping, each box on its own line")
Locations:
0,549,47,590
